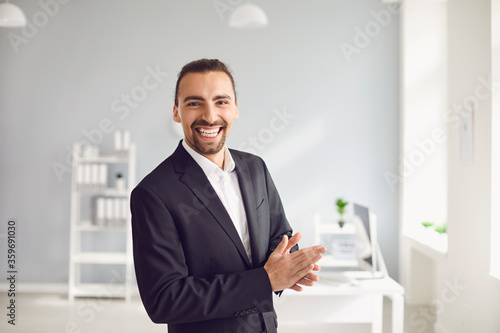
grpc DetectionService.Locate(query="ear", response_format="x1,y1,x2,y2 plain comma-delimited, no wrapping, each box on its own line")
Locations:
234,101,239,119
173,105,181,123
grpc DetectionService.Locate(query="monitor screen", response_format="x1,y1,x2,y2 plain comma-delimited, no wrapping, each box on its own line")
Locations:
353,203,372,266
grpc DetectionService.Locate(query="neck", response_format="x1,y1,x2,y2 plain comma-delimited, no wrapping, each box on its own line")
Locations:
183,139,226,170
203,151,225,170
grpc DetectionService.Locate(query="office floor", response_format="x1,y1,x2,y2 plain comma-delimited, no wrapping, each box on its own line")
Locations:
0,293,435,333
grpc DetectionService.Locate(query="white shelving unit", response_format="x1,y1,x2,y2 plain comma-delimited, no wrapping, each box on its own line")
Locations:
68,142,136,301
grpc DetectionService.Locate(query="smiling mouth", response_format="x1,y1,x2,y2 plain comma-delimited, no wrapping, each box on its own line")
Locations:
196,127,222,138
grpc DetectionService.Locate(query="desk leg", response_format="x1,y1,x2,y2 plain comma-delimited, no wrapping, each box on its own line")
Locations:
372,295,383,333
391,294,404,333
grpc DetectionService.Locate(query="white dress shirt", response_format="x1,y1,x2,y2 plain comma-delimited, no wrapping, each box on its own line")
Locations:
182,140,252,263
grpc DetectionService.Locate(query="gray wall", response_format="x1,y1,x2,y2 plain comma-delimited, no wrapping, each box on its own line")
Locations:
0,0,400,283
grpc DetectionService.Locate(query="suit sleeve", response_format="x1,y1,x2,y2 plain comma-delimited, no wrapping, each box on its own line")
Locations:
131,186,274,324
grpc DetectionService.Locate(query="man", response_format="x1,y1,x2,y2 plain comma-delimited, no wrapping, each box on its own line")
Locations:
130,59,326,333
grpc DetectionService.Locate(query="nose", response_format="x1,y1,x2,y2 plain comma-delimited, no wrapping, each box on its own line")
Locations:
201,104,219,125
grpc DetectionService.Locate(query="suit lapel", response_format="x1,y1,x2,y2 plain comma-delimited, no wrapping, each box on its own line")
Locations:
233,153,265,268
172,142,252,268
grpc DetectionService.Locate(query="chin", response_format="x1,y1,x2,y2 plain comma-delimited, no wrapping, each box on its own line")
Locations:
194,138,226,156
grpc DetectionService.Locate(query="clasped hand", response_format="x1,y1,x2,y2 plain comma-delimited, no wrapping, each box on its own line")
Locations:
263,232,326,292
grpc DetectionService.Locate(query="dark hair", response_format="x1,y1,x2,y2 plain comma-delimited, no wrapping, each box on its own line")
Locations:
174,59,236,106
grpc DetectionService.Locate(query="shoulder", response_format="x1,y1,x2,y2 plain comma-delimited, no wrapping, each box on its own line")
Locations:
229,148,265,164
229,148,273,181
134,155,176,194
135,141,192,192
229,148,268,169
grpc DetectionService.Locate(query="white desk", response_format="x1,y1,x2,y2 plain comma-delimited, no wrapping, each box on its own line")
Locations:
274,275,405,333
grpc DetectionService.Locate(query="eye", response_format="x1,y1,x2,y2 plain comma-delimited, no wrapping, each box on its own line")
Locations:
216,100,228,105
186,102,200,107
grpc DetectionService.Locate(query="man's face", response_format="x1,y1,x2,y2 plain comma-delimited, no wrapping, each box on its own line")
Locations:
173,71,238,156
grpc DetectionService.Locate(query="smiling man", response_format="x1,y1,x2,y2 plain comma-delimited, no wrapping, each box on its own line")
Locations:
130,59,326,333
174,69,236,166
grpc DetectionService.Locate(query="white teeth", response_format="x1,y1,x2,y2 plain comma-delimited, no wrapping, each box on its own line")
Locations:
198,128,219,137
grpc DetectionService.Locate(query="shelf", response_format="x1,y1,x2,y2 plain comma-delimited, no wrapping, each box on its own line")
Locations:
318,257,358,268
76,223,127,232
69,142,136,301
402,229,448,260
73,252,128,264
78,155,129,164
72,283,128,298
316,223,356,234
77,188,129,197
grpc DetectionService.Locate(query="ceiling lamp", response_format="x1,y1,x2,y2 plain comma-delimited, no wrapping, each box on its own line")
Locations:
0,1,27,27
228,3,268,29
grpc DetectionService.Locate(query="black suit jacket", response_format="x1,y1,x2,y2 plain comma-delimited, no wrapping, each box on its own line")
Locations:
130,141,295,333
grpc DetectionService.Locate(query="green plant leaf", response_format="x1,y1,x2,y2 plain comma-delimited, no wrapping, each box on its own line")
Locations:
335,198,349,216
421,221,434,228
434,223,447,234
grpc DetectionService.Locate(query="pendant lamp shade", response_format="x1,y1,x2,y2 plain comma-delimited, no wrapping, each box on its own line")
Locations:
0,2,27,27
228,4,268,29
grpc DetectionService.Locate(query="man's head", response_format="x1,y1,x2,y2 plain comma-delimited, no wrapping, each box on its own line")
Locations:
174,59,237,107
173,59,239,158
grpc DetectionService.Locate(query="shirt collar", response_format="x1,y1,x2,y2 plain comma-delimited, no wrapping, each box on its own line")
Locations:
182,140,235,178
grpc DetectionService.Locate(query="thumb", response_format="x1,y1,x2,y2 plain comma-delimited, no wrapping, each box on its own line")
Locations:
285,232,302,253
273,235,288,255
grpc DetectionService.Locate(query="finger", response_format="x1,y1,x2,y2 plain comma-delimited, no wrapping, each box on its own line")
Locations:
292,263,315,280
312,264,321,271
273,235,288,255
295,277,315,287
290,251,324,267
284,232,302,254
288,284,303,292
302,272,319,282
291,252,323,277
290,245,326,259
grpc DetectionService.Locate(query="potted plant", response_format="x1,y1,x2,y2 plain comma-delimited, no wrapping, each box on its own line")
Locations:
434,222,447,235
116,173,125,191
335,198,349,228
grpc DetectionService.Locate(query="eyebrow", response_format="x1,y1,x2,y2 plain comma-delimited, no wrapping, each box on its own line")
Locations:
183,96,204,103
213,94,232,101
183,95,232,103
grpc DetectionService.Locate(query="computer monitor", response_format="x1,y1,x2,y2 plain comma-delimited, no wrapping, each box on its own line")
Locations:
316,203,385,279
353,203,376,275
